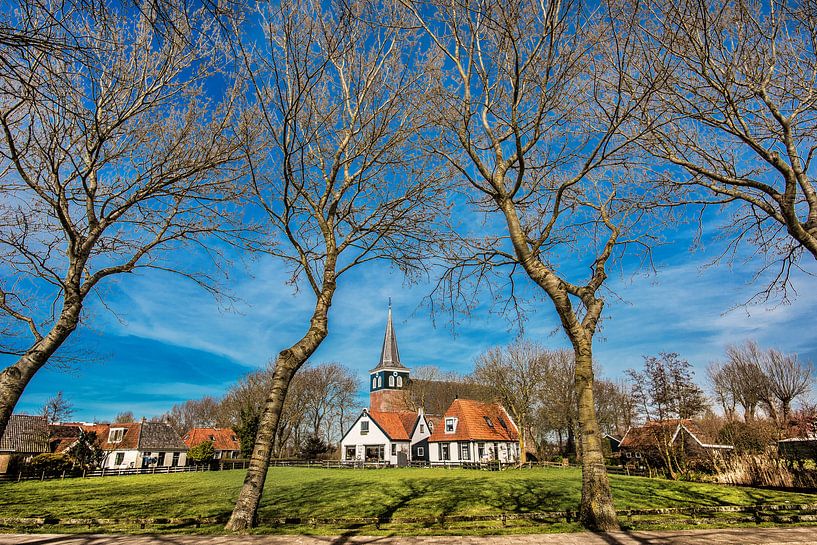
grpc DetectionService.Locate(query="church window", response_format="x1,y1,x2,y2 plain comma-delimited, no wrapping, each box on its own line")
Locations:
388,375,395,387
372,377,377,389
397,376,403,387
361,421,369,435
377,376,382,388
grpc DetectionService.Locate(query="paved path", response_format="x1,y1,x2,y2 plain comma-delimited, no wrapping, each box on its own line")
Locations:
1,529,816,545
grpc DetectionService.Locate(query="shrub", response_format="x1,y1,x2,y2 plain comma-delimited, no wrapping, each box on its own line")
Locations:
27,453,74,476
188,441,215,463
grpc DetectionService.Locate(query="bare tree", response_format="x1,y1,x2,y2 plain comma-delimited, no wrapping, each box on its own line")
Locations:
0,2,245,440
627,353,709,422
402,0,658,529
113,411,135,423
473,341,552,463
638,0,817,296
225,0,444,530
764,348,813,423
41,390,73,424
712,340,813,425
710,341,769,421
163,396,224,435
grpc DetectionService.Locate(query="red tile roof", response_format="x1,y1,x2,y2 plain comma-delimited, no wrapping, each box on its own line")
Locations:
428,399,518,443
78,422,187,451
367,411,417,441
183,428,240,451
620,419,729,449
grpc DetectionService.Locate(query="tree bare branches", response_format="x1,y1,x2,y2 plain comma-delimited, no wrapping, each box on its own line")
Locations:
638,0,817,296
0,1,246,439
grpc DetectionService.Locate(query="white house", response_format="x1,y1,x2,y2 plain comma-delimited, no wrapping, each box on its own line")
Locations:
83,421,189,469
427,399,520,463
340,408,431,465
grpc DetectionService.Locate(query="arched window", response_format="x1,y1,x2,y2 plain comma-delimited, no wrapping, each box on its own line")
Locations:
372,377,377,389
377,375,382,387
397,376,403,387
388,375,395,387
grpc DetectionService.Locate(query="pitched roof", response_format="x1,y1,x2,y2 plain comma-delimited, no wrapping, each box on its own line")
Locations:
370,306,408,372
367,410,417,441
620,419,732,450
428,399,518,443
49,424,82,454
80,421,187,451
139,422,188,450
0,414,50,454
183,427,240,451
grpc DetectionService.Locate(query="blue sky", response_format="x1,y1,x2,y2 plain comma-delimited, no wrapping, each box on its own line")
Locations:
10,223,817,422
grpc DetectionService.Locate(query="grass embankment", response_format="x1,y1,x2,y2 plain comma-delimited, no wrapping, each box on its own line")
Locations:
2,467,816,535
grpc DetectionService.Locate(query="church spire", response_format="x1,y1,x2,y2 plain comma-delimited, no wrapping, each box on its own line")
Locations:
371,302,407,371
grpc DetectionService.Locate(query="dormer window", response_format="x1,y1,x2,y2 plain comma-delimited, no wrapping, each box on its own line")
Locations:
361,420,369,435
445,417,457,433
484,416,494,428
231,435,238,442
209,435,215,441
108,428,125,443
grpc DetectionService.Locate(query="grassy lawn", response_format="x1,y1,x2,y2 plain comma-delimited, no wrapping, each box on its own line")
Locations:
1,467,816,535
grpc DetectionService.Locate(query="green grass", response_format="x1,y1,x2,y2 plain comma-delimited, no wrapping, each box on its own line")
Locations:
1,467,816,535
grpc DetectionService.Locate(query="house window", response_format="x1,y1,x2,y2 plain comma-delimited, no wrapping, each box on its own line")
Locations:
361,420,369,435
420,424,425,433
445,418,457,433
461,443,470,460
417,446,424,457
388,375,395,387
391,444,396,456
345,446,356,460
440,443,450,460
108,428,125,443
478,442,486,459
484,416,494,428
172,452,180,466
397,376,403,387
114,452,125,465
156,452,165,466
214,451,222,459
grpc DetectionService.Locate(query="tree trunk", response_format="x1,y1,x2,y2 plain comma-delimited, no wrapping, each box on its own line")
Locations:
225,288,333,532
0,299,82,439
573,341,619,531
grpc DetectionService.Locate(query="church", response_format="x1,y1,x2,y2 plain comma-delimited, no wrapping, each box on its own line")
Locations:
339,306,521,465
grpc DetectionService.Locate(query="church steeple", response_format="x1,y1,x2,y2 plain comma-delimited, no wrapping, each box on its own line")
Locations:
369,302,410,412
371,303,406,371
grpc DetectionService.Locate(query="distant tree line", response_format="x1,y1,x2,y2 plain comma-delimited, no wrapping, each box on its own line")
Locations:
160,362,360,459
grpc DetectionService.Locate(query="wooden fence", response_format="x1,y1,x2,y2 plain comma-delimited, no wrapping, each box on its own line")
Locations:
1,503,815,532
1,459,646,481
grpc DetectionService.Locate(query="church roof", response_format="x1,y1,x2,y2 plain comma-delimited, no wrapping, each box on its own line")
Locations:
370,305,408,372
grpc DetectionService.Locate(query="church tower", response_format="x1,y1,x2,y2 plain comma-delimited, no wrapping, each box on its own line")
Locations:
369,304,410,412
